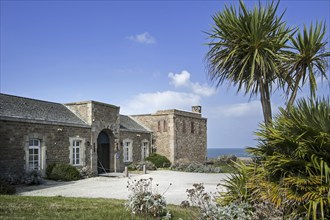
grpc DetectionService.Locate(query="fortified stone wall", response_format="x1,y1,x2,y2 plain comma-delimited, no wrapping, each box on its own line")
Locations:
133,109,207,163
0,120,91,180
132,114,174,162
174,115,207,162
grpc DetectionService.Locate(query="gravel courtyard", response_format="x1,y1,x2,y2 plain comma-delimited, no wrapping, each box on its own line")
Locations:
16,170,229,205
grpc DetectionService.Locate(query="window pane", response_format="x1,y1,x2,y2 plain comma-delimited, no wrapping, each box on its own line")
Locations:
76,141,79,147
76,159,79,164
29,140,33,146
29,149,33,154
34,140,39,146
29,162,34,169
76,148,79,153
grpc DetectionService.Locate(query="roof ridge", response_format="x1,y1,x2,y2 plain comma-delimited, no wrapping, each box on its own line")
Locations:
0,93,64,106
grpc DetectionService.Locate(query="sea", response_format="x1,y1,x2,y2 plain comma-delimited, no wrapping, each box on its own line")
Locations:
207,148,251,159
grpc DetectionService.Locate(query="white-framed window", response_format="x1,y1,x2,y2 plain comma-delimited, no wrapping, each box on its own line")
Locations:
28,139,40,170
123,139,133,162
69,137,85,166
72,140,81,165
141,140,149,161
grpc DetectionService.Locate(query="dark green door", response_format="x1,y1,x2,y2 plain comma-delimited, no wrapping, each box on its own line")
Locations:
97,131,110,174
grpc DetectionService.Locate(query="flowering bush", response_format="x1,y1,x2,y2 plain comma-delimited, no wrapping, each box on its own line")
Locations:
127,161,157,171
186,183,253,220
171,159,222,173
125,178,171,218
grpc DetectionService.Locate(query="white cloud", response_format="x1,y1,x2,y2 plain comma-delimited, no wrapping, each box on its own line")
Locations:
168,70,216,97
191,83,217,97
120,91,200,115
127,32,156,44
168,70,190,87
206,101,262,118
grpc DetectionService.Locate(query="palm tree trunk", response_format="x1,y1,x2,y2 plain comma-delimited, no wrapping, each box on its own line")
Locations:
259,79,272,125
287,73,303,110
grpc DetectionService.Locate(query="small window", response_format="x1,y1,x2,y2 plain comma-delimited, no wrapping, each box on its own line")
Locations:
123,140,133,162
141,141,149,160
158,121,161,132
163,120,167,132
72,140,81,165
28,139,40,170
191,122,195,134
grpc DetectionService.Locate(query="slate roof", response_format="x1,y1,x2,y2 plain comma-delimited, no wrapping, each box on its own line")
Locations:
120,115,151,133
0,93,88,127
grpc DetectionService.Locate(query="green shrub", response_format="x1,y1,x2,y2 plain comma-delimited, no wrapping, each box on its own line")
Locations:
186,183,253,220
128,161,157,171
125,178,171,218
46,163,57,179
23,170,44,185
219,98,330,219
171,159,222,173
49,163,80,181
0,181,16,195
215,154,238,165
145,153,171,168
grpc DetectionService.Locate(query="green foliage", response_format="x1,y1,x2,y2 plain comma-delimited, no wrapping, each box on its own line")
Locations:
49,163,81,181
23,170,44,185
0,195,197,219
214,154,237,164
128,161,157,171
245,98,330,219
46,163,56,179
217,161,250,205
125,178,171,218
205,0,293,124
186,183,253,220
170,159,222,173
286,21,330,107
145,153,171,168
0,181,16,195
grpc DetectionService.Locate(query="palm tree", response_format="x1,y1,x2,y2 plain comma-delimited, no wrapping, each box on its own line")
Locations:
247,98,330,219
205,0,293,125
286,22,330,109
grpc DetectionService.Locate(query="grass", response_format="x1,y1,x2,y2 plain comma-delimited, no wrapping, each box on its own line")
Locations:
0,195,198,219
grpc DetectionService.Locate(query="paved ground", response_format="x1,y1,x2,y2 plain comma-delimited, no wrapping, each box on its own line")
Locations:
16,170,229,205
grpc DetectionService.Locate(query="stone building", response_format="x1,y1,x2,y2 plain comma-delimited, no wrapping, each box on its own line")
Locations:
0,93,207,180
132,106,207,163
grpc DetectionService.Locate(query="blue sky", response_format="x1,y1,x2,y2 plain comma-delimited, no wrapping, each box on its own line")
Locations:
1,0,329,149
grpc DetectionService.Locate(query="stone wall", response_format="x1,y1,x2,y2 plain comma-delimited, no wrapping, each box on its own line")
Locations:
120,130,151,168
66,101,121,173
132,114,174,161
132,109,207,163
0,119,91,180
174,115,207,162
66,102,92,125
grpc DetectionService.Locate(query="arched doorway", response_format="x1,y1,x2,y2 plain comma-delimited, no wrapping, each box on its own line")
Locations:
97,131,110,174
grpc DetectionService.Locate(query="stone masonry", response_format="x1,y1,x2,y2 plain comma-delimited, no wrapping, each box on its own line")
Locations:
132,106,207,163
0,94,207,181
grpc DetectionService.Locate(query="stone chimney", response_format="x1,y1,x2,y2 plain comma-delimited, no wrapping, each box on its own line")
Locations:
192,106,202,114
